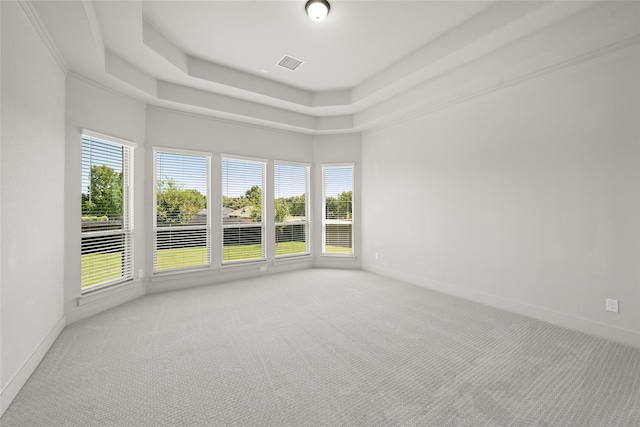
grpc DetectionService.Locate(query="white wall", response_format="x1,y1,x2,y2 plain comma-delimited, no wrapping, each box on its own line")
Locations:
64,92,362,301
64,75,147,324
1,0,66,414
145,108,317,292
312,134,362,268
362,44,640,348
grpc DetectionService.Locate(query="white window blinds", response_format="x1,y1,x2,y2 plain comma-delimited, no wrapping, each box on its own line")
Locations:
274,162,309,257
322,164,354,255
154,149,211,272
81,133,134,291
222,157,266,263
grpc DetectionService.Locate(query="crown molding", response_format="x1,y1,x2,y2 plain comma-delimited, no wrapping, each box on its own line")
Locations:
54,0,640,136
18,0,69,74
363,33,640,135
67,71,145,107
145,106,317,139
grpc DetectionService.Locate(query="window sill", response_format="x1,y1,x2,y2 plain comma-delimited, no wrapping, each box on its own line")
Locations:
220,260,267,273
321,253,356,258
274,253,312,264
78,279,141,306
150,267,215,283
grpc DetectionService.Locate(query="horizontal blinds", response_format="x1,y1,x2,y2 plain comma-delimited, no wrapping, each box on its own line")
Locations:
154,150,210,272
275,224,308,257
274,162,309,257
222,157,265,263
82,129,137,148
81,232,133,288
81,136,125,220
323,165,353,254
81,135,133,290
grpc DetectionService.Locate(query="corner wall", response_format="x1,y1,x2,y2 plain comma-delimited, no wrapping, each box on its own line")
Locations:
362,43,640,348
1,0,67,414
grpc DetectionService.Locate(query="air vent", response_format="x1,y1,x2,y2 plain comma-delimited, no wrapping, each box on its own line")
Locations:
276,54,304,71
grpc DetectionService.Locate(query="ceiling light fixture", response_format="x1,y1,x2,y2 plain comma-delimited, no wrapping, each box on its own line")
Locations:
305,0,330,22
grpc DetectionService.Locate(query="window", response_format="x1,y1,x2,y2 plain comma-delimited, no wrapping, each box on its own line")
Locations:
322,164,354,255
222,156,266,263
81,131,134,291
153,148,211,272
274,162,309,257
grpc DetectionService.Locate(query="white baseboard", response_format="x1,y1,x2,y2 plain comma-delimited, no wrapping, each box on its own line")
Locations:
0,315,66,416
313,255,361,270
148,259,313,294
363,263,640,350
66,285,145,325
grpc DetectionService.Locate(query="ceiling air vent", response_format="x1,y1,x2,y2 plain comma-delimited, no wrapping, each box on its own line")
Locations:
276,54,304,71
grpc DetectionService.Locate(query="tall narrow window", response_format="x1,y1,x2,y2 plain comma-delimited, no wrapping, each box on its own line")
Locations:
274,162,309,257
154,148,211,272
81,131,134,291
222,156,266,263
322,164,354,255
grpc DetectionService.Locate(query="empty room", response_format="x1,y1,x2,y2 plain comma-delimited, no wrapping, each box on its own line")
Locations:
1,0,639,425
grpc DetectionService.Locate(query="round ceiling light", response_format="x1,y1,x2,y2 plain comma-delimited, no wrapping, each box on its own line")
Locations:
305,0,330,22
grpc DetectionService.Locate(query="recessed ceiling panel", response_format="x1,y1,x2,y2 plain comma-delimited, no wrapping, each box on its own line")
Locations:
141,1,495,91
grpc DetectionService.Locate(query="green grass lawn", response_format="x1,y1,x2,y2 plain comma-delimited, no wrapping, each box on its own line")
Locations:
81,252,125,288
156,247,209,271
82,248,210,287
223,240,308,260
82,241,321,288
324,245,353,254
223,244,262,262
275,241,307,257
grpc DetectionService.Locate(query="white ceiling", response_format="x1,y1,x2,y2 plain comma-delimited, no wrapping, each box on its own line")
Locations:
29,0,639,134
139,0,494,91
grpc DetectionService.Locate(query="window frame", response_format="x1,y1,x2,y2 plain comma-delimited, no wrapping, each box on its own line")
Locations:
221,155,267,265
80,130,136,293
152,147,212,274
322,163,355,256
274,160,311,259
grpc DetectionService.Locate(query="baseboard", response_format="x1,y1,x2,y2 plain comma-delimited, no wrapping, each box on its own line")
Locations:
313,255,361,269
0,315,66,417
66,285,145,325
363,263,640,350
148,259,314,294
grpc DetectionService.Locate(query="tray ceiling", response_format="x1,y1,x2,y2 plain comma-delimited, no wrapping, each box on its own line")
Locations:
29,0,639,134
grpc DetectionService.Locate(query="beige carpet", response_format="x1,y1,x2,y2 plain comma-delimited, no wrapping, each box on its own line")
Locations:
2,269,639,426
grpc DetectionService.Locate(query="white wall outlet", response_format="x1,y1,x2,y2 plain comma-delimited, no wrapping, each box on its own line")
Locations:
139,269,144,278
259,266,267,272
605,298,619,313
375,252,379,260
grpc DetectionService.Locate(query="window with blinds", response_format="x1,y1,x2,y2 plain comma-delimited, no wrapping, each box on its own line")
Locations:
81,131,135,291
274,162,309,257
222,157,266,263
322,164,354,255
153,148,211,272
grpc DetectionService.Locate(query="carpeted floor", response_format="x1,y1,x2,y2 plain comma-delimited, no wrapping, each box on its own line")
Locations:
2,268,639,426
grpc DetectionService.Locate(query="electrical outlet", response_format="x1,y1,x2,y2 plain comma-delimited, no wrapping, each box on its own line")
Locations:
139,269,144,278
605,298,619,313
259,266,267,272
375,252,379,260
